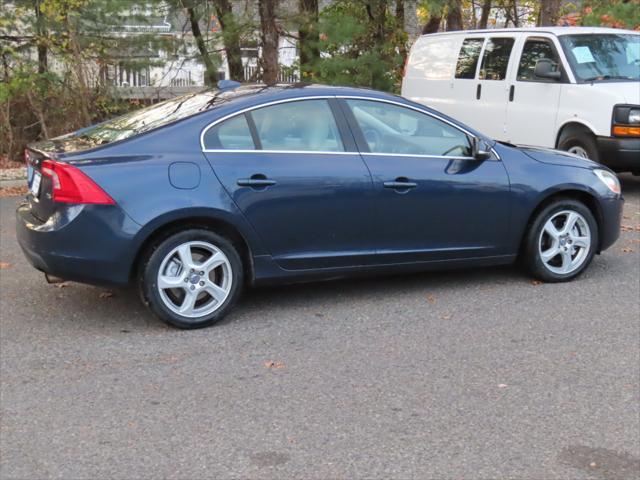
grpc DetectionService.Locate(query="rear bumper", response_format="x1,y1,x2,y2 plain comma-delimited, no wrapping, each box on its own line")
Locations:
597,136,640,172
16,201,141,286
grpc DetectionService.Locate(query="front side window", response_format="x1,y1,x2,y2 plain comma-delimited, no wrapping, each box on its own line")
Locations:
559,34,640,82
346,100,472,157
250,100,344,152
455,38,484,79
517,38,560,81
203,114,255,150
479,38,515,80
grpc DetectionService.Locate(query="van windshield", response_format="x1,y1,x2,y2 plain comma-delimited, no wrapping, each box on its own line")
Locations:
559,33,640,82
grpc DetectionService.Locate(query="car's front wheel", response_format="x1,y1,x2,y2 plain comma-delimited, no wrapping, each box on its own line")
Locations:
139,229,243,329
524,199,598,282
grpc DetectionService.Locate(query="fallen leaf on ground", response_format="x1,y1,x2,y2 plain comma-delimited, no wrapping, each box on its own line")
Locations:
0,186,28,198
498,384,508,388
264,360,285,369
622,247,634,253
55,282,71,289
440,314,452,320
0,262,11,269
530,280,542,286
99,291,114,298
426,294,436,305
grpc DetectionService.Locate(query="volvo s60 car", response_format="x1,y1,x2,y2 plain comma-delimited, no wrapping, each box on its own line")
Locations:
17,83,623,329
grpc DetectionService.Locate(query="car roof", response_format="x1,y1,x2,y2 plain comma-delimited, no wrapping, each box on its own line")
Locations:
419,26,638,38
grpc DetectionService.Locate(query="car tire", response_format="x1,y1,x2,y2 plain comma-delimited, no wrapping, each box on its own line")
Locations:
139,229,244,329
558,131,600,162
523,199,599,283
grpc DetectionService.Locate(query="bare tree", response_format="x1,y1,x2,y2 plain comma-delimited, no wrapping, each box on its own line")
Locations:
182,0,219,85
538,0,561,26
446,0,464,31
259,0,279,85
478,0,492,29
34,0,47,74
213,0,244,81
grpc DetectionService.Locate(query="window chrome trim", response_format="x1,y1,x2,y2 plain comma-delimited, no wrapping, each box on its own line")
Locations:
361,152,475,160
200,94,482,153
200,149,357,155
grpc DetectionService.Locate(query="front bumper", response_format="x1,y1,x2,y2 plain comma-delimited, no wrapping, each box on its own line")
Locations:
597,193,624,252
16,201,140,286
597,136,640,173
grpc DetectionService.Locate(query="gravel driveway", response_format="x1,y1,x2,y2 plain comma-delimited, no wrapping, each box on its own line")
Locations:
1,175,639,480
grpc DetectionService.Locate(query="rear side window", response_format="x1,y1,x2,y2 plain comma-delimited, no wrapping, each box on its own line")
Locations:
250,100,344,152
517,39,559,81
203,114,255,150
479,38,515,80
455,38,484,79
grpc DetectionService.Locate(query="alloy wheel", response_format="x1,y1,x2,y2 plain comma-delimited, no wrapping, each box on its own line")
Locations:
157,241,233,318
538,210,591,275
568,145,589,159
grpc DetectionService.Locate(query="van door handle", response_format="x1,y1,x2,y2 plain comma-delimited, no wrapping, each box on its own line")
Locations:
476,84,482,100
509,85,515,102
237,174,276,188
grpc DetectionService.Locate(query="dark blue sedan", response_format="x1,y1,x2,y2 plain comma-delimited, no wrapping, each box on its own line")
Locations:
17,84,623,329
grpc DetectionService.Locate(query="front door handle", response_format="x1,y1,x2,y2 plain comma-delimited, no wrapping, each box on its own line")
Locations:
237,174,276,188
509,85,515,102
384,178,417,190
476,83,482,100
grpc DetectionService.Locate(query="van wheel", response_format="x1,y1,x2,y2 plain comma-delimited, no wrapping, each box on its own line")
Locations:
139,229,243,329
523,199,598,283
558,131,600,162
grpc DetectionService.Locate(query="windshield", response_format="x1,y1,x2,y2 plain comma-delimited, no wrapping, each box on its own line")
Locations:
559,34,640,82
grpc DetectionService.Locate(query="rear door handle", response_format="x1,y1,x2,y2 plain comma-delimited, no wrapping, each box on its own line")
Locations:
509,85,515,102
476,83,482,100
237,174,276,188
384,178,417,190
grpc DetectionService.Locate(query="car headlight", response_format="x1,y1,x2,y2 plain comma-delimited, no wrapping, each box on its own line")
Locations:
629,108,640,124
594,169,621,195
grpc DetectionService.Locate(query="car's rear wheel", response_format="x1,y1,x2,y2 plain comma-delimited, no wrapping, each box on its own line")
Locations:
139,229,243,329
524,199,598,282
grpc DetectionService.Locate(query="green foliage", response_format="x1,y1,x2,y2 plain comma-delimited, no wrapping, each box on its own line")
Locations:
307,0,405,92
581,0,640,30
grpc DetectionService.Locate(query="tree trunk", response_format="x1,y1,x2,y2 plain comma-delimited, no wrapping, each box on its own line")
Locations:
446,0,464,31
396,0,408,63
421,15,442,34
538,0,561,26
298,0,319,77
183,0,218,85
259,0,279,85
213,0,244,81
34,0,47,74
478,0,491,29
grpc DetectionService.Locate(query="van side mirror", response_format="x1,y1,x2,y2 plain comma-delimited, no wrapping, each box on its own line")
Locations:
471,137,492,161
534,58,561,80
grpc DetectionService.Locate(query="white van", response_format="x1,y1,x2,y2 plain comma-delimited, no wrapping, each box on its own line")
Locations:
402,27,640,173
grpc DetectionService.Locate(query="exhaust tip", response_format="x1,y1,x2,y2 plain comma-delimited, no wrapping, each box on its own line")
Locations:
44,273,66,284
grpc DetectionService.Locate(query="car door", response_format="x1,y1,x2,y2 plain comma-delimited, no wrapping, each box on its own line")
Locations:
339,98,511,263
475,36,517,140
202,98,376,270
449,36,486,126
505,36,564,147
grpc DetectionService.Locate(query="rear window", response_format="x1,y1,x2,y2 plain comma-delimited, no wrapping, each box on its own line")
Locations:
479,38,515,80
63,86,267,149
455,38,484,79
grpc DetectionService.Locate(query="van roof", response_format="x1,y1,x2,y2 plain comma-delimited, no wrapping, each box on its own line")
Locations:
419,26,638,38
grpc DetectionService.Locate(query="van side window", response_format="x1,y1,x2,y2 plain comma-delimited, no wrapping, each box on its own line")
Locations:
455,38,484,79
479,38,515,80
517,39,559,81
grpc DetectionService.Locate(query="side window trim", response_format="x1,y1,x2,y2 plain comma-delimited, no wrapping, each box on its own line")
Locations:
338,98,478,160
244,112,262,149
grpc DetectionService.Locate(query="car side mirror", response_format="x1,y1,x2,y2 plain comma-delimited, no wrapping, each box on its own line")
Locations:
534,58,561,80
471,137,492,161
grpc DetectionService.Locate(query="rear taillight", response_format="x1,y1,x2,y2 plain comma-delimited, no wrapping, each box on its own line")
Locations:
40,160,115,205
